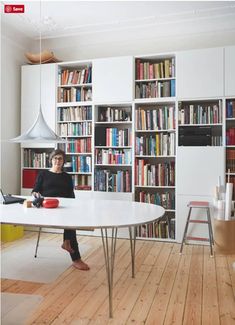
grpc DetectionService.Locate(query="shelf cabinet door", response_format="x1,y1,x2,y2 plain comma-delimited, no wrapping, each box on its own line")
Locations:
21,63,56,146
177,47,223,99
176,146,225,196
92,56,133,103
225,46,235,96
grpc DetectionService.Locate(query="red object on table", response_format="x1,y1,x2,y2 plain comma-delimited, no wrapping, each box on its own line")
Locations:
42,198,59,208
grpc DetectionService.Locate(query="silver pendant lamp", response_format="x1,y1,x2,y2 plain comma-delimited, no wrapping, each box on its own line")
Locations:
10,1,65,144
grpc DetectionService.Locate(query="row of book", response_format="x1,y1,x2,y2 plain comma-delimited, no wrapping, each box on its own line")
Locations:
135,106,175,130
135,217,175,239
211,136,223,146
58,67,92,85
57,106,92,122
135,133,175,156
23,150,50,168
226,149,235,172
71,174,92,191
135,80,175,99
178,103,222,125
94,169,131,192
58,122,92,137
66,138,92,153
70,155,91,173
135,160,175,187
226,128,235,145
57,87,92,103
95,128,132,147
98,106,132,122
226,100,235,118
95,148,132,165
136,190,175,209
136,58,175,80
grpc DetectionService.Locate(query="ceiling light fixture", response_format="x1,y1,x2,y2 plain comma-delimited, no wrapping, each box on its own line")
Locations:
10,1,65,143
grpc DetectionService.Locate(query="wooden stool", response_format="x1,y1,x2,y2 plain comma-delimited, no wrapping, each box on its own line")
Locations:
180,201,214,256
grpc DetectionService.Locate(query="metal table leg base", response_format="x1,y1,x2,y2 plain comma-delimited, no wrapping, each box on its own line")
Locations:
101,227,118,318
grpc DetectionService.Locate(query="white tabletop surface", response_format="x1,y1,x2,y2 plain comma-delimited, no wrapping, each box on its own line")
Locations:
0,198,165,229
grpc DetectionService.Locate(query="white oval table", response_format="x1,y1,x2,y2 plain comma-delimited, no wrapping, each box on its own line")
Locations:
0,198,165,317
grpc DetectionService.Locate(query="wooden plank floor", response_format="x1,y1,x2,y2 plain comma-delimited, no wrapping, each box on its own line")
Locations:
1,232,235,325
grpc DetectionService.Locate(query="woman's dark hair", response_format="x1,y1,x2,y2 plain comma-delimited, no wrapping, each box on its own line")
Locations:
49,149,66,165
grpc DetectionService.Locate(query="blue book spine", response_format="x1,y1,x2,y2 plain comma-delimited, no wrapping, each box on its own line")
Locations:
170,79,175,97
76,89,81,101
72,156,76,172
227,101,233,118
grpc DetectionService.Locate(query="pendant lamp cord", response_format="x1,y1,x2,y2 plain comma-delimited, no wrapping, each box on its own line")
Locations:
39,0,42,107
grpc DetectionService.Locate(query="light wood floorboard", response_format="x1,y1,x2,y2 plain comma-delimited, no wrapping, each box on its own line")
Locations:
1,232,235,325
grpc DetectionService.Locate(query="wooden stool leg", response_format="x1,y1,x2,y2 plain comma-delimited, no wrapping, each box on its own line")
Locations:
180,207,192,254
207,208,214,256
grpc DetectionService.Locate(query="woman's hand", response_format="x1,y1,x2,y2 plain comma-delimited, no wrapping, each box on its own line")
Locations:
32,192,41,198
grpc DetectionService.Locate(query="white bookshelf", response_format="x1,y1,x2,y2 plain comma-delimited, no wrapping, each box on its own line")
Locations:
20,47,233,243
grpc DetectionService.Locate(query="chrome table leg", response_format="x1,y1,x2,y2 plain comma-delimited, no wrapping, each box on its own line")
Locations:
34,227,41,258
129,226,136,278
101,227,118,318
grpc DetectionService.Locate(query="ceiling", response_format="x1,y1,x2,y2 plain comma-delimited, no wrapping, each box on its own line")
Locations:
2,1,235,42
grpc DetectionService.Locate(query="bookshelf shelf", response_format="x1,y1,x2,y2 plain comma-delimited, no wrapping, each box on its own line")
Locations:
66,152,92,155
134,98,176,104
135,185,176,189
95,164,132,167
65,135,92,138
95,146,132,149
135,155,176,158
135,129,175,133
68,172,92,175
179,123,223,127
59,83,92,88
22,167,50,170
58,120,92,123
57,101,93,107
135,77,175,83
95,122,132,125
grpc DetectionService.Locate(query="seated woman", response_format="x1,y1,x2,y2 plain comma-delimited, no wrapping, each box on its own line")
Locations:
32,149,89,271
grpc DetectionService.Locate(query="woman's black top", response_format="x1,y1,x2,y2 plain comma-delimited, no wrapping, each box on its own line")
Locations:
33,170,75,198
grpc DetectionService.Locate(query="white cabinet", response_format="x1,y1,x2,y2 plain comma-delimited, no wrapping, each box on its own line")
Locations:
176,147,225,242
177,47,223,99
21,64,56,147
176,147,225,196
225,46,235,96
92,56,133,103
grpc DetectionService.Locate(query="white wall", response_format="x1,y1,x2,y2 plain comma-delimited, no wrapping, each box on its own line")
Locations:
40,28,235,61
1,23,32,194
